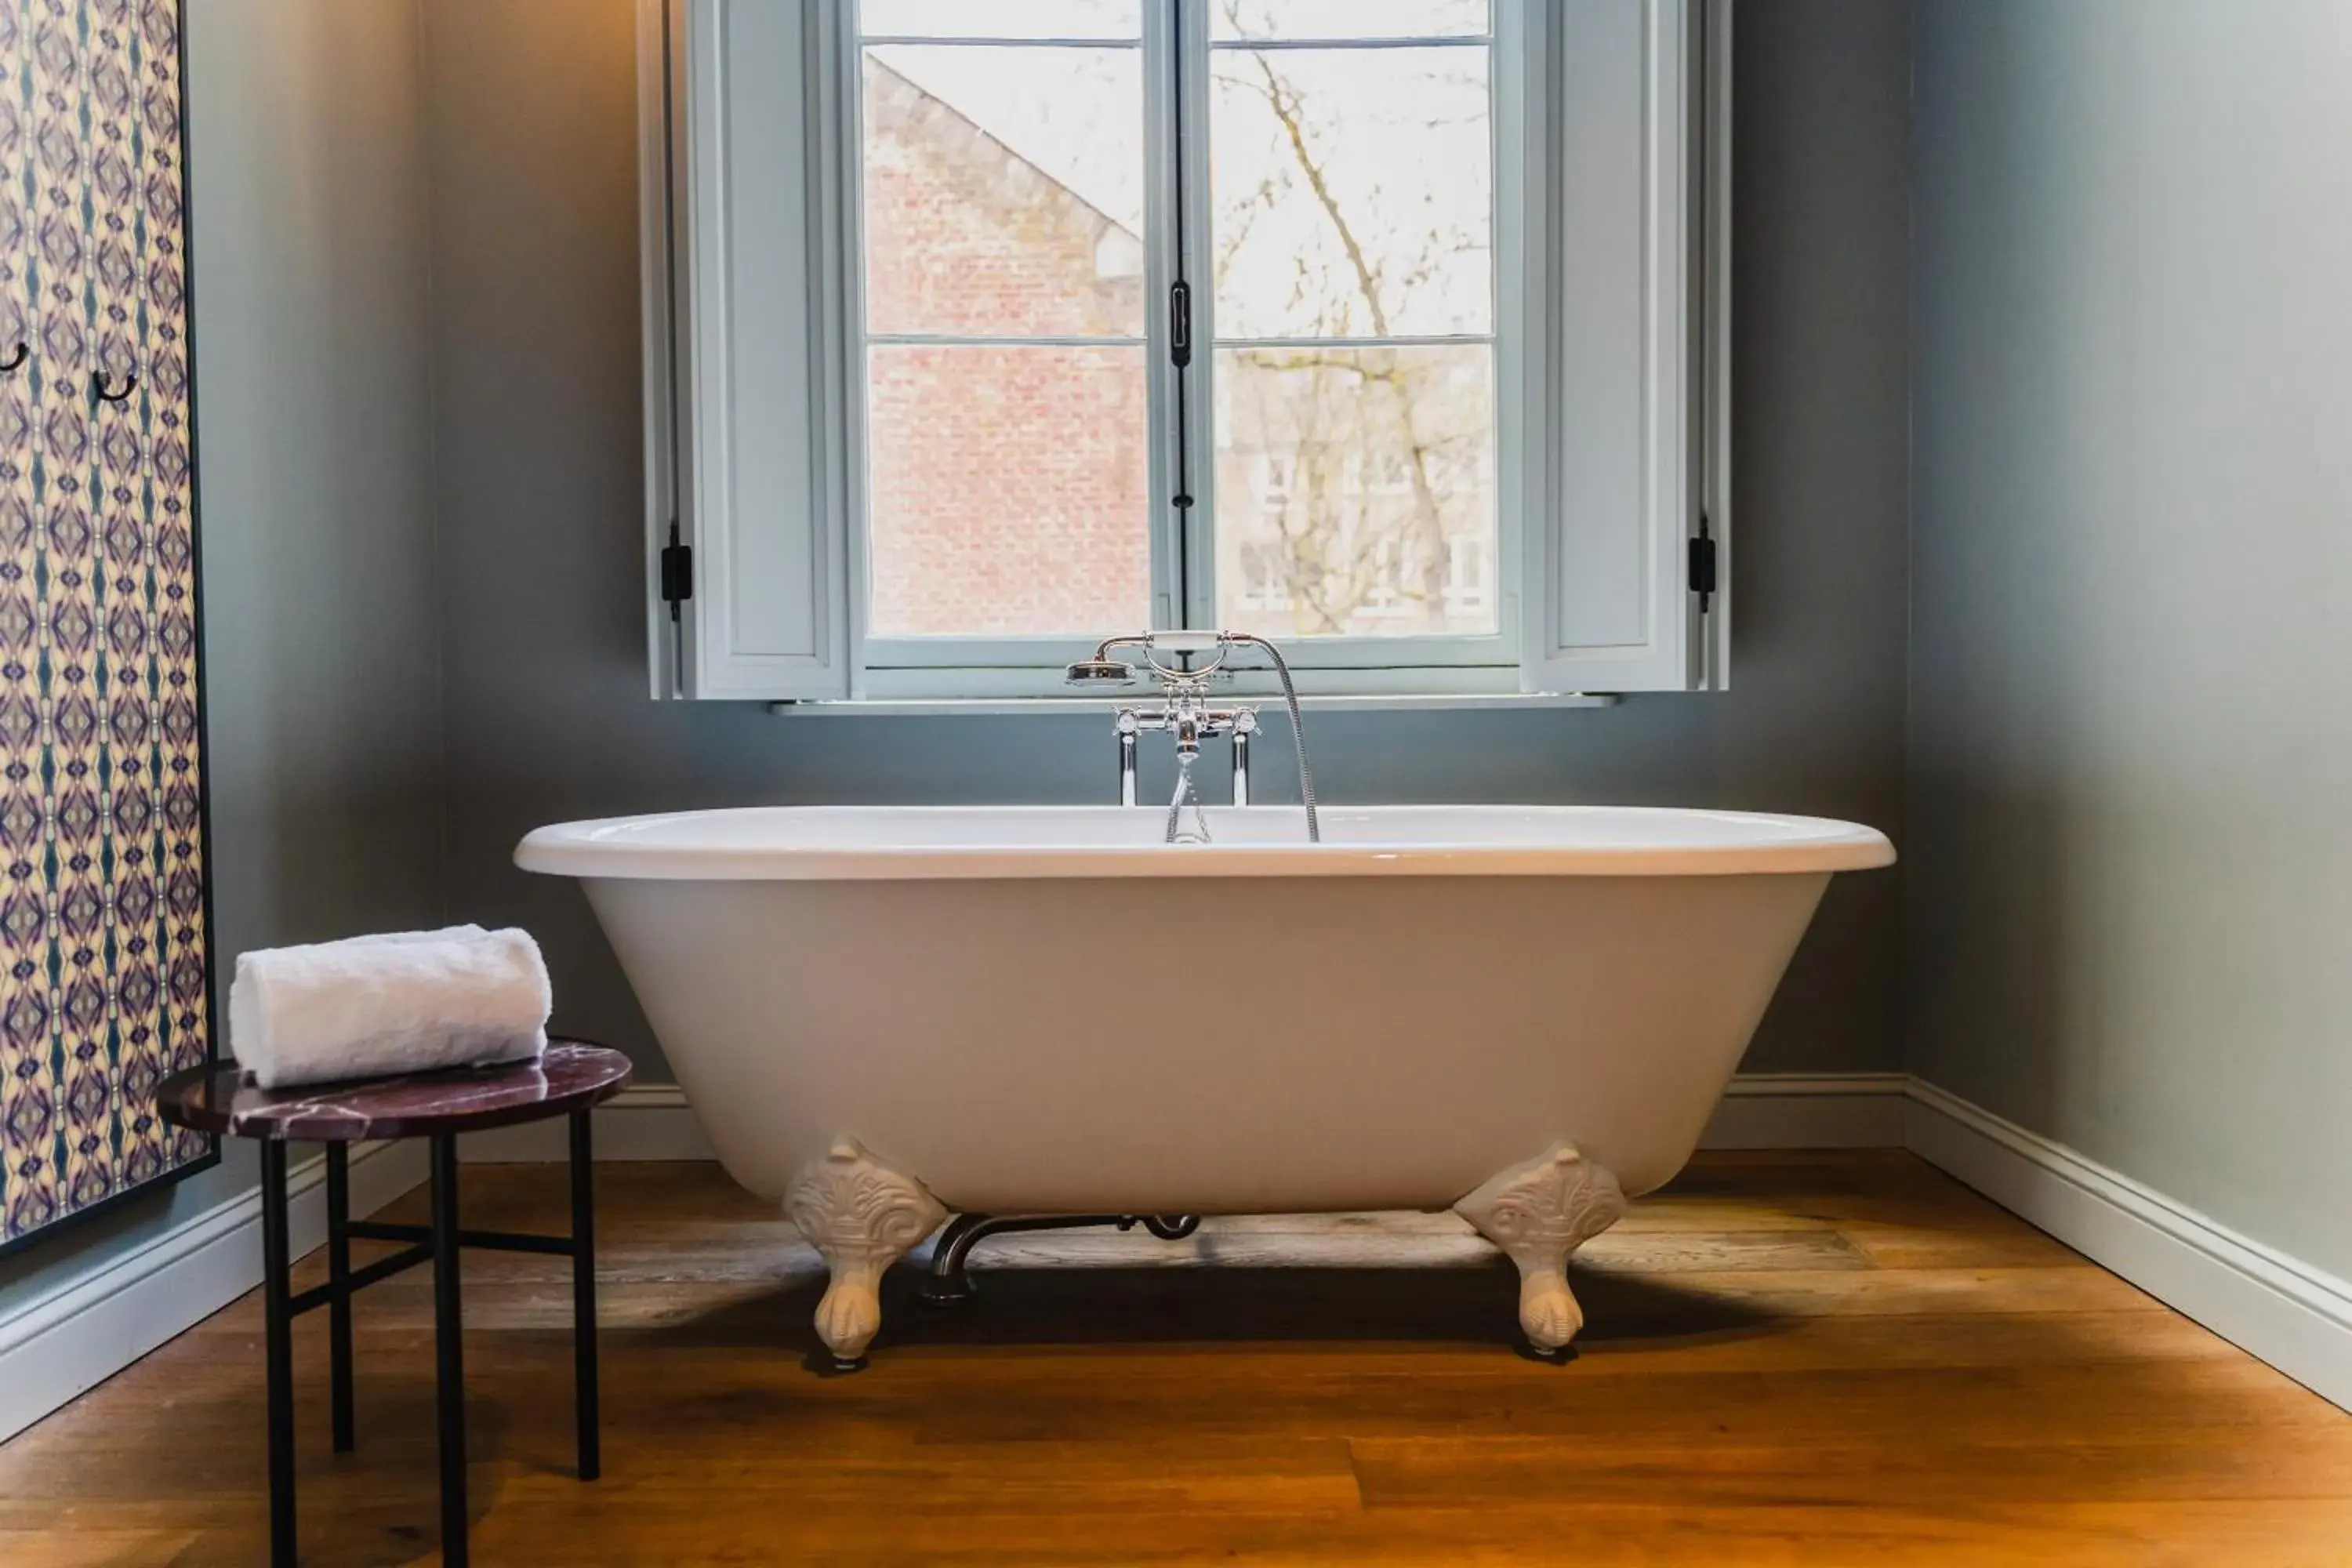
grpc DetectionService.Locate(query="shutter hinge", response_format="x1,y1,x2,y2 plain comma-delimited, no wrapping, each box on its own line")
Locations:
660,521,692,621
1688,516,1717,613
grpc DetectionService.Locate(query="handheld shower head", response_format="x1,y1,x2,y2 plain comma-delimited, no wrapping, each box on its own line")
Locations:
1063,657,1136,687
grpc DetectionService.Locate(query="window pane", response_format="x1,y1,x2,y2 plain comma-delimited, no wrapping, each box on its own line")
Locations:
1214,345,1497,638
864,46,1145,336
1211,0,1488,43
862,0,1140,40
867,345,1150,637
1210,46,1491,339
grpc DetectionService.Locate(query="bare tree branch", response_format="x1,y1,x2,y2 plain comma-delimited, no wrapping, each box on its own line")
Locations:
1236,48,1456,630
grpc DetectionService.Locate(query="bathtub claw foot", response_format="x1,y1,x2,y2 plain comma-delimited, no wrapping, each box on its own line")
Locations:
786,1139,948,1367
1454,1142,1626,1357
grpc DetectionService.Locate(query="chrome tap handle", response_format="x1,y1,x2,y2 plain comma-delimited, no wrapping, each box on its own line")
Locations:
1097,666,1266,817
1232,707,1258,806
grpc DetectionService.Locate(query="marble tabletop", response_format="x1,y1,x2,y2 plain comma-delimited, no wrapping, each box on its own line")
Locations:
154,1040,633,1142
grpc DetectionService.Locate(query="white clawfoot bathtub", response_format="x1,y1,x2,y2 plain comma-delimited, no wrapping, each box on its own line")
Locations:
517,804,1893,1365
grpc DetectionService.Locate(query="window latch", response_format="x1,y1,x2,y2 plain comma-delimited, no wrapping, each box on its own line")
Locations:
1169,280,1192,369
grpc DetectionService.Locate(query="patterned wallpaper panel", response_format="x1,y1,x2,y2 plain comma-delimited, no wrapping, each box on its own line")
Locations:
0,0,211,1255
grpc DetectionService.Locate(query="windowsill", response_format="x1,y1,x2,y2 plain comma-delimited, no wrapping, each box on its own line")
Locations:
767,691,1622,717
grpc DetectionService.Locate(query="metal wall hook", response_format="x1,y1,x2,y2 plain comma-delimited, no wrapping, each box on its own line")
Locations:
93,368,136,403
0,343,25,375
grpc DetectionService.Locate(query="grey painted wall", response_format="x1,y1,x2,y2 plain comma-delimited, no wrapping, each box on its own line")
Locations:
425,0,1914,1083
0,0,444,1311
1909,1,2352,1279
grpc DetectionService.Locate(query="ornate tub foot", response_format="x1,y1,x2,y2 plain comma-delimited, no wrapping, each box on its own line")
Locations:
1453,1142,1627,1361
784,1138,947,1371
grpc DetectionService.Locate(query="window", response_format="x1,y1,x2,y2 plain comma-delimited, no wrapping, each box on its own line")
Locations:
1210,5,1498,644
858,5,1151,638
646,0,1726,702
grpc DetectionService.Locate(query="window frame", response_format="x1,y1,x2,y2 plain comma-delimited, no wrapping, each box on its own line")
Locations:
1174,2,1529,678
842,2,1183,684
645,0,1728,704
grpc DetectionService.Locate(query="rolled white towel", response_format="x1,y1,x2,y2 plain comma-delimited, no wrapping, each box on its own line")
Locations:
230,925,553,1090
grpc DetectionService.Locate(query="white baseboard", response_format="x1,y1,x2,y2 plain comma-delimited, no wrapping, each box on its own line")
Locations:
459,1083,713,1163
0,1139,429,1444
1904,1079,2352,1414
456,1074,1912,1165
1701,1072,1910,1149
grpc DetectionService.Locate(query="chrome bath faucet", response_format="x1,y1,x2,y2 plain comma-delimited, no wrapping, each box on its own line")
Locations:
1065,630,1320,844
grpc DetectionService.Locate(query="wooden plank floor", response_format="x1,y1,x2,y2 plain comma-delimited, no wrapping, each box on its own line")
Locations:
4,1151,2349,1566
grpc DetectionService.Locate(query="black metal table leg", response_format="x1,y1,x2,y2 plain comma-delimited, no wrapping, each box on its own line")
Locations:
260,1140,296,1568
569,1109,600,1481
153,1045,633,1566
325,1142,354,1452
430,1133,469,1568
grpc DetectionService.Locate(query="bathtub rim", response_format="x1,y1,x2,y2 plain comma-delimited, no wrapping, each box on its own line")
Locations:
514,804,1896,881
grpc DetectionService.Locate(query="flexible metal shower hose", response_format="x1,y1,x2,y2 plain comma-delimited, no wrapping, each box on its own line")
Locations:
1232,633,1319,844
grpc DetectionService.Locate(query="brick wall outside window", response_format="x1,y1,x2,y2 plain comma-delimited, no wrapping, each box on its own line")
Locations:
862,62,1150,637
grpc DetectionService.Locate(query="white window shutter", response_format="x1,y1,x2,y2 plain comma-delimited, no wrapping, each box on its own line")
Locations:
1519,0,1721,694
657,0,851,700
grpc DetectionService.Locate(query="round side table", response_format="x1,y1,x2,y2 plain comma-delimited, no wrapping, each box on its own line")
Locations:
156,1040,632,1568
